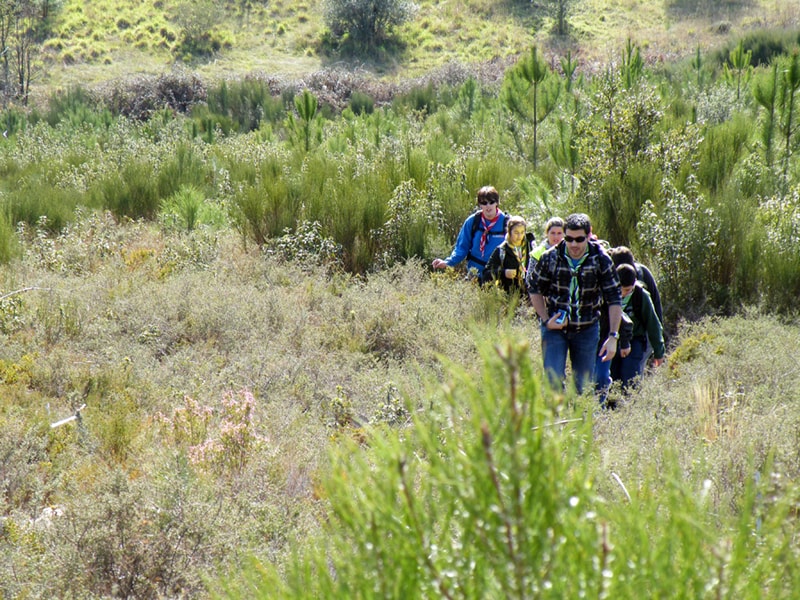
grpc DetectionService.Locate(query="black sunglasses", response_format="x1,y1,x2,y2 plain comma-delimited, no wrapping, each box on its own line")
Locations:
478,199,498,206
564,235,587,243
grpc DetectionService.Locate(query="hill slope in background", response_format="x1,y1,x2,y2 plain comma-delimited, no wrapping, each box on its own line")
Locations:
35,0,799,100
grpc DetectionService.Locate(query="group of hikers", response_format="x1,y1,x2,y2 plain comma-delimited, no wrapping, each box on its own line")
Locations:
432,186,666,407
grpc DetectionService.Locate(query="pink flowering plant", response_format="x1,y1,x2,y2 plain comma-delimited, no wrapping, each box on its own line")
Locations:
157,389,264,475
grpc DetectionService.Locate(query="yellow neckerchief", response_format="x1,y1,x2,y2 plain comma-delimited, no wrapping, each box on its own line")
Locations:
508,239,527,283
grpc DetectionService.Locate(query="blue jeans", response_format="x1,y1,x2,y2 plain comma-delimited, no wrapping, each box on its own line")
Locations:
611,337,647,389
541,322,600,395
638,337,653,373
594,355,612,406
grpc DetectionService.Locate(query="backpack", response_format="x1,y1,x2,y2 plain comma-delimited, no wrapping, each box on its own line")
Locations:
629,284,646,326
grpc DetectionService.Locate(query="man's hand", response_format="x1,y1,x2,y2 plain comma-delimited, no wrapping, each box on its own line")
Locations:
544,311,567,330
598,337,618,362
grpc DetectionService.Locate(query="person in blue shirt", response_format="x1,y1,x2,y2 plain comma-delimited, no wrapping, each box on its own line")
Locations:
432,186,508,280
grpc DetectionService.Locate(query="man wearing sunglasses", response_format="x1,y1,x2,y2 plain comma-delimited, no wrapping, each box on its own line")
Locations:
525,213,623,395
432,186,509,279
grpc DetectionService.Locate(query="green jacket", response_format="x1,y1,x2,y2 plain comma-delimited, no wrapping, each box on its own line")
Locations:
624,283,665,359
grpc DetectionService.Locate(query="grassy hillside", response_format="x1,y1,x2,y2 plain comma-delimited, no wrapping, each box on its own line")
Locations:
36,0,799,97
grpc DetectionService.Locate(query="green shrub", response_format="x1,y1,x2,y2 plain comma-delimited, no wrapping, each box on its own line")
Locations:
156,142,208,200
159,185,206,232
757,186,800,313
695,111,751,194
348,90,374,115
96,160,160,220
0,107,27,137
3,180,81,233
393,81,438,115
215,335,800,598
206,78,286,132
712,29,800,67
0,211,19,264
638,177,721,320
230,169,302,246
323,0,416,51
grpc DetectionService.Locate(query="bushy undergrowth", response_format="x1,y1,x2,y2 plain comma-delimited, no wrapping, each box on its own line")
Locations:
4,37,800,321
0,214,799,597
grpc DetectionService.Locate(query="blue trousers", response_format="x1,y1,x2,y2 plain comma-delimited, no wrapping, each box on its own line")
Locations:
594,355,612,406
541,322,600,395
611,337,647,389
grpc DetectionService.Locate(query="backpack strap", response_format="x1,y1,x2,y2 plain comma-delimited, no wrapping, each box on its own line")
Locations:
470,212,508,237
631,284,645,324
468,213,507,265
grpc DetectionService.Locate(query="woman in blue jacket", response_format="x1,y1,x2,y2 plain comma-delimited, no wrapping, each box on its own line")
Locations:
432,186,508,280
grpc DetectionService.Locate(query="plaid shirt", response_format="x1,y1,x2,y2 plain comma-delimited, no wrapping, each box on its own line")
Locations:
526,240,622,328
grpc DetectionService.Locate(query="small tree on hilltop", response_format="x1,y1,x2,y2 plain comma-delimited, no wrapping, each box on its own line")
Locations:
323,0,416,53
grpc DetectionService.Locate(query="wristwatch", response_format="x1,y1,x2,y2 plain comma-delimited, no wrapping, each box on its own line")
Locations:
608,331,619,339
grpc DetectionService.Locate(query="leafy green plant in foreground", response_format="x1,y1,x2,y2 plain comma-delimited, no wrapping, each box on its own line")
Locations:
217,338,800,598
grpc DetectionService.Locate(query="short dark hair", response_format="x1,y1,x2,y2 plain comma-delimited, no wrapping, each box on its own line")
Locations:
564,213,591,235
616,263,637,287
609,246,635,268
544,216,564,233
477,186,499,204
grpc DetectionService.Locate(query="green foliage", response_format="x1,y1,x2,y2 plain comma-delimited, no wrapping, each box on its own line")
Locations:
0,107,26,137
267,219,342,267
724,39,753,101
756,186,800,313
638,177,723,318
44,85,113,128
221,332,800,597
695,111,751,194
171,0,229,59
753,62,780,168
393,81,438,115
373,179,432,265
204,78,285,133
286,89,322,152
323,0,416,52
348,90,375,115
160,185,211,232
548,0,574,36
777,51,800,185
502,45,560,166
2,180,81,232
577,72,663,243
713,29,800,68
0,210,19,264
96,159,160,220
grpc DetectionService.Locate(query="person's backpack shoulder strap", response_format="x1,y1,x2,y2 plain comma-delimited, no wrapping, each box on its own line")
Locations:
632,284,645,323
471,212,508,238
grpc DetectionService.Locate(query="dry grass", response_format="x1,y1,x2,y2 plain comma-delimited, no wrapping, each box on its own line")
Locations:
2,212,800,595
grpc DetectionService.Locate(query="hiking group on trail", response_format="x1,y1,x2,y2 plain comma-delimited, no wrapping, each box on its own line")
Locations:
432,188,665,407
